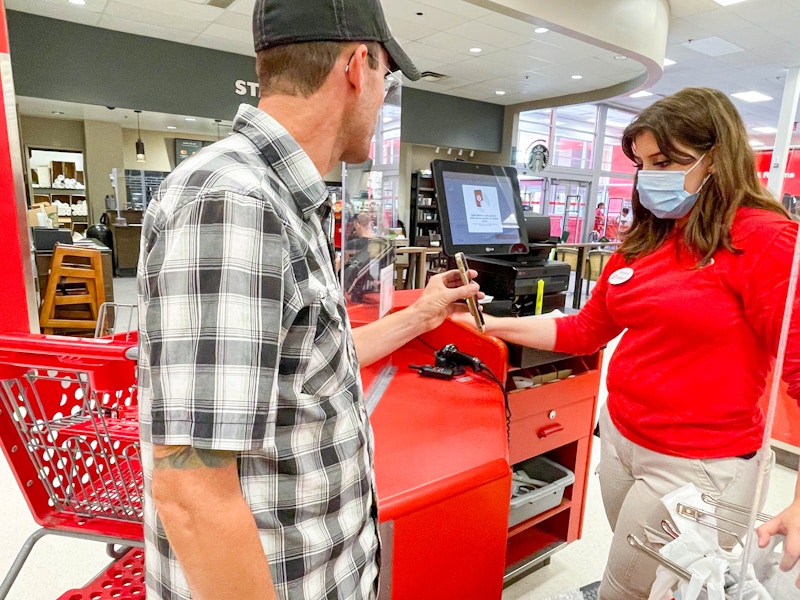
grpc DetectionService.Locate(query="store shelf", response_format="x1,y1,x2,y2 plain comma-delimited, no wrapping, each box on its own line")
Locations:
410,172,440,246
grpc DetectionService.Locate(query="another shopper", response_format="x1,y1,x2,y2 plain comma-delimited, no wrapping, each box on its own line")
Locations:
137,1,480,599
594,201,606,236
616,206,632,235
456,87,800,598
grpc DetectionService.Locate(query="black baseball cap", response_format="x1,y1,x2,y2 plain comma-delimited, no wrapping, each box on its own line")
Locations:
253,0,420,81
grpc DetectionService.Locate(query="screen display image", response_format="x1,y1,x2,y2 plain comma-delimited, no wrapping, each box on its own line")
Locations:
431,160,528,256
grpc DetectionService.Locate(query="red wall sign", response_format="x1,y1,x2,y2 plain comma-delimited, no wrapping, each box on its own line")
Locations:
754,149,800,197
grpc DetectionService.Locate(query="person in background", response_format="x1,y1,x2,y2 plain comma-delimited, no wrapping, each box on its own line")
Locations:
594,201,606,235
617,206,632,235
137,1,480,599
350,211,375,246
456,87,800,597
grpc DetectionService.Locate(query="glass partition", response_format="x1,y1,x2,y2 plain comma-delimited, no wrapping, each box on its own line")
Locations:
340,78,402,320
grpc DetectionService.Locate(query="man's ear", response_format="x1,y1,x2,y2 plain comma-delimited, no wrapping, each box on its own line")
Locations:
344,44,369,95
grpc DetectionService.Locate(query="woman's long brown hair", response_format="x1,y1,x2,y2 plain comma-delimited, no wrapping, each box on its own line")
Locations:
620,87,787,265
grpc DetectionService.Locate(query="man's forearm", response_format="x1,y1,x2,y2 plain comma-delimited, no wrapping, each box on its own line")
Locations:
152,446,278,600
352,305,426,367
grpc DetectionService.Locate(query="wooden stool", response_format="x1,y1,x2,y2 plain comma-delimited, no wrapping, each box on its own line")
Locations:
39,243,107,335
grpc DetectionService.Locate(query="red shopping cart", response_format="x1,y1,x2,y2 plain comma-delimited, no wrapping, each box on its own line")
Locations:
0,328,143,599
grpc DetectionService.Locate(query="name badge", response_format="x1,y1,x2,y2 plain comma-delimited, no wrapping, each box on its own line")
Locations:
608,267,634,285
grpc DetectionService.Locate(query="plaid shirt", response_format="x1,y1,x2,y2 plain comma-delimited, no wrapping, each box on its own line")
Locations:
138,104,379,600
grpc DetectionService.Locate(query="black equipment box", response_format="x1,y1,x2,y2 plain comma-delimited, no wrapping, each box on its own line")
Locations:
470,256,570,298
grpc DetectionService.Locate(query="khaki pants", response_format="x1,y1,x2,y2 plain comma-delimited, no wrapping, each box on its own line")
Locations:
596,404,773,600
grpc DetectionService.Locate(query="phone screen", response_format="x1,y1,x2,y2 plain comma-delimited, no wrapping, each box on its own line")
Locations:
454,252,485,333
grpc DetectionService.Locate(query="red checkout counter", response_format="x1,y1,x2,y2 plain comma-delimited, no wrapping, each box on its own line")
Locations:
352,291,602,597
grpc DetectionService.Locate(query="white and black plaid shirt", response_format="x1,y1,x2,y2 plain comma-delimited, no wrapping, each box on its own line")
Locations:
138,104,379,600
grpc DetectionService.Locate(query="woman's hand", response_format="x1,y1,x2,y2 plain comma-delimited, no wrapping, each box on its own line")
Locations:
757,498,800,587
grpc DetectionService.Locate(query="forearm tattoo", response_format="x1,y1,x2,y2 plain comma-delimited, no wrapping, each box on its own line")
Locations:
153,446,238,470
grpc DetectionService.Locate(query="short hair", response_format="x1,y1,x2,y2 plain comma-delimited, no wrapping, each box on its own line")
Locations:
355,212,372,227
620,87,787,264
256,40,383,98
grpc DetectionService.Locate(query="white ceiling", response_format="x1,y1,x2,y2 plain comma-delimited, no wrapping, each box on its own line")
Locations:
6,0,800,141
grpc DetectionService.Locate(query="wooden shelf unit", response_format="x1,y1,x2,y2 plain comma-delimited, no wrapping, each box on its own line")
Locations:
31,188,90,232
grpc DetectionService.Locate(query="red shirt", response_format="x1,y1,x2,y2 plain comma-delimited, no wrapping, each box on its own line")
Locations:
555,208,800,458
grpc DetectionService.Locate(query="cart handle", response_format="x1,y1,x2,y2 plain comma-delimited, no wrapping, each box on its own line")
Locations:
0,333,137,392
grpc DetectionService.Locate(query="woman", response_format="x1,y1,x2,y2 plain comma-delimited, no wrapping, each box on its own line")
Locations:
459,88,800,597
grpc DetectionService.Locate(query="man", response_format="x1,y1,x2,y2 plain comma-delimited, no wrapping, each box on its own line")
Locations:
617,206,632,235
137,1,480,599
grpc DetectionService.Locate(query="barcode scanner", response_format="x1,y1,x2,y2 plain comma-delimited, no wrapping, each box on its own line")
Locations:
435,344,487,373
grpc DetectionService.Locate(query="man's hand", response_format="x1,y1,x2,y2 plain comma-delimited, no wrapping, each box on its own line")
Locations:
407,268,482,333
757,498,800,587
351,268,480,367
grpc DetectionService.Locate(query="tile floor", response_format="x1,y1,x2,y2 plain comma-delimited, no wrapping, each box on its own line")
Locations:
0,277,797,599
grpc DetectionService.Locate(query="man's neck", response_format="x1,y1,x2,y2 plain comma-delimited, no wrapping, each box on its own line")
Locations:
258,94,345,176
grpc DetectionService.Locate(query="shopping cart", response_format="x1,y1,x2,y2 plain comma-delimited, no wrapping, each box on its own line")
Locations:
0,322,143,599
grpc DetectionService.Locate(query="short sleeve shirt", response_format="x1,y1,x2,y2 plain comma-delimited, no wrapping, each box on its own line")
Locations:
137,104,379,600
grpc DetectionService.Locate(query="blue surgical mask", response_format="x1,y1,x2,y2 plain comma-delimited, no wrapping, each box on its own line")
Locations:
636,154,709,219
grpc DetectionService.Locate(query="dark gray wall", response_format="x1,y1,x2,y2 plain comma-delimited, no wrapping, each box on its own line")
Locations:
401,88,504,153
8,11,505,151
7,10,258,119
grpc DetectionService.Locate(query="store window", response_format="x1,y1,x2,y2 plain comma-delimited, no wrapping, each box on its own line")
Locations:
516,109,551,168
552,105,597,170
597,176,634,240
601,108,636,174
518,177,545,213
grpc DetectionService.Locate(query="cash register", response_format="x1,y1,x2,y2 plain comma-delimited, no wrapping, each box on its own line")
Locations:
430,159,570,316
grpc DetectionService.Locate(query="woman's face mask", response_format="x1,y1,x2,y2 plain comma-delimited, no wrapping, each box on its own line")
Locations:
636,153,710,219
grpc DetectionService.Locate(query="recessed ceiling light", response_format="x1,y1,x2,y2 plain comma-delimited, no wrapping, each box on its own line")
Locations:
469,47,482,54
382,117,392,123
68,0,86,5
167,125,177,130
663,58,676,66
749,140,765,147
732,91,773,103
629,91,653,98
571,74,583,80
534,27,549,33
752,126,778,134
713,0,747,5
614,55,628,60
495,90,506,96
185,117,197,122
51,110,65,115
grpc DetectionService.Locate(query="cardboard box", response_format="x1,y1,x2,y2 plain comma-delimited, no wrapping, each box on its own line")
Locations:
27,202,58,228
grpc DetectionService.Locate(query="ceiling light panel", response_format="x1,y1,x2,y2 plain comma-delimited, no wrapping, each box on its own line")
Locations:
713,0,748,6
732,91,773,102
630,91,653,98
752,126,778,133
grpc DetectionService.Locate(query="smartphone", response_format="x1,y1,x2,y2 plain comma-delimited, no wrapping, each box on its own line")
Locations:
454,252,485,333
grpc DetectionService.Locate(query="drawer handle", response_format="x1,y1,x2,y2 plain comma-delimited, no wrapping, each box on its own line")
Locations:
538,423,564,438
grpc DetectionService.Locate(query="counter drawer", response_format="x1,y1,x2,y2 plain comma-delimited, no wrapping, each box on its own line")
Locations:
508,377,597,464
